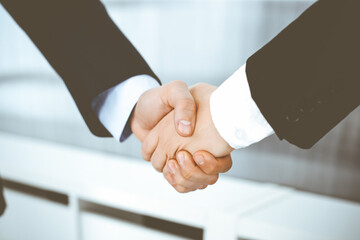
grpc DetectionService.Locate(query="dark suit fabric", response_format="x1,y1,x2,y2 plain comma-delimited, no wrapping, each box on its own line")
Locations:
0,0,159,215
247,0,360,149
1,0,160,137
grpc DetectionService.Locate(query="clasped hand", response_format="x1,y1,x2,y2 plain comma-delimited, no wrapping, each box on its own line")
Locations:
131,81,233,193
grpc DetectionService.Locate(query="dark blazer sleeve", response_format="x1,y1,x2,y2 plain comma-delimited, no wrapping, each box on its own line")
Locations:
246,0,360,149
0,177,5,216
0,0,160,137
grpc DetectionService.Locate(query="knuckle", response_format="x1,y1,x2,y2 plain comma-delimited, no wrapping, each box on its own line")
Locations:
168,80,187,90
219,156,233,173
173,80,186,86
206,163,218,175
192,82,205,89
151,159,163,172
162,165,170,176
177,177,187,186
182,169,193,180
141,150,150,162
141,143,153,161
224,159,233,172
209,175,219,185
176,187,188,194
179,98,196,111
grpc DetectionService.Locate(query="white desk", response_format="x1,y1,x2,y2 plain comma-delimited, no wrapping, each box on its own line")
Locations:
0,132,359,240
237,192,360,240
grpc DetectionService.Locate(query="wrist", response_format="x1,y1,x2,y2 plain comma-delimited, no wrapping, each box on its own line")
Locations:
210,64,274,149
189,83,233,157
130,103,146,142
206,91,234,155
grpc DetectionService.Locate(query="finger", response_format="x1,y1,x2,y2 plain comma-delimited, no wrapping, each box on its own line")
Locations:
163,164,176,186
141,129,159,162
173,184,192,194
167,159,199,190
176,151,218,185
193,151,233,175
162,81,196,137
150,146,167,172
164,161,192,193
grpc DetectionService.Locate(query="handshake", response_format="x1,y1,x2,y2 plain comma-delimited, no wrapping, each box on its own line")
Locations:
130,81,234,193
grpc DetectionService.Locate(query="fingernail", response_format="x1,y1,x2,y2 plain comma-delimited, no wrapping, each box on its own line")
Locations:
178,152,185,166
194,154,204,165
169,162,176,175
178,120,191,135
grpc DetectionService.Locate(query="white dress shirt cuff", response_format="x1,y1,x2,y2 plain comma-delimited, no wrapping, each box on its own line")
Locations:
93,75,160,141
210,64,274,149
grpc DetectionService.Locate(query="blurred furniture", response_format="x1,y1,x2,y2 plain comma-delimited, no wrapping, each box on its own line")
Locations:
0,133,359,240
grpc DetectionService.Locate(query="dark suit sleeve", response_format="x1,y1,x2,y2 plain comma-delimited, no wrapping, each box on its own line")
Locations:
0,0,160,137
0,177,5,216
246,0,360,149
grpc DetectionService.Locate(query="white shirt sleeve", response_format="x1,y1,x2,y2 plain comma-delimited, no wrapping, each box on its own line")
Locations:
92,74,160,141
210,64,274,149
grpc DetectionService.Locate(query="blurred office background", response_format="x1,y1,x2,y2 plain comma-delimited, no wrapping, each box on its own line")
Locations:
0,0,359,239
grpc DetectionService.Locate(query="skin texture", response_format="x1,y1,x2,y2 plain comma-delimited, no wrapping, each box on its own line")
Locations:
141,83,234,192
131,81,197,142
163,151,232,193
130,81,233,193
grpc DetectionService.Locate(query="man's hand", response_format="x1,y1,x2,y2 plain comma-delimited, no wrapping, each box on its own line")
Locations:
131,80,196,142
163,150,232,193
141,83,234,172
130,81,233,193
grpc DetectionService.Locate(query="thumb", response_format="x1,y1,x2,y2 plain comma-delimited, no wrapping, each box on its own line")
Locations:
162,81,197,137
